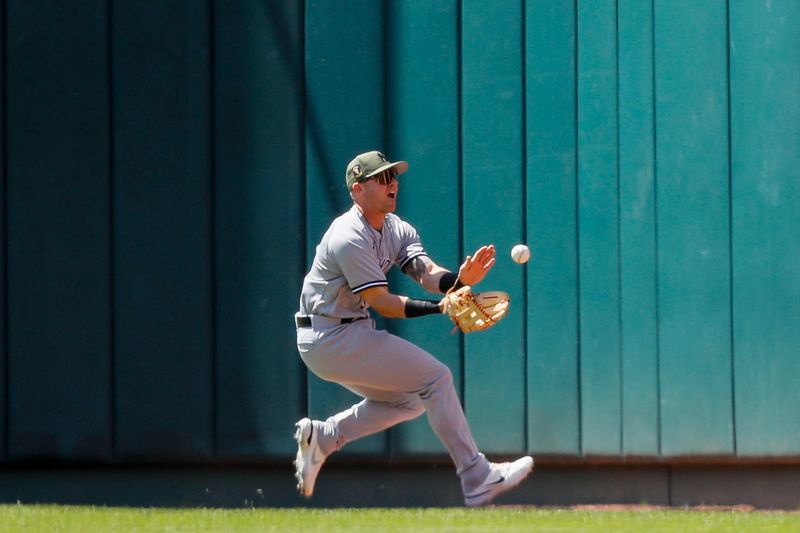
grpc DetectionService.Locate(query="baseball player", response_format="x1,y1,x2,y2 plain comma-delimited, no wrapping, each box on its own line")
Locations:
293,150,533,507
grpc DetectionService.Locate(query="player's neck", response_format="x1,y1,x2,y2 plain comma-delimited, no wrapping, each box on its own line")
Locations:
354,202,385,231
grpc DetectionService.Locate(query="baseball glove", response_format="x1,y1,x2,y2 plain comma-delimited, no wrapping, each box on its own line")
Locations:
440,286,510,333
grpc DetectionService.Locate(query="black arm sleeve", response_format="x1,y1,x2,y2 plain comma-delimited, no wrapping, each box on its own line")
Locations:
404,298,442,318
438,272,464,293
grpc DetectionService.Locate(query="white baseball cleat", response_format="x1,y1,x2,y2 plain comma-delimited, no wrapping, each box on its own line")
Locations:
293,418,326,498
464,456,534,507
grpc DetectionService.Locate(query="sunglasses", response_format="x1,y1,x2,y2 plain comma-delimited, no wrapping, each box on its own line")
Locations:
362,169,397,186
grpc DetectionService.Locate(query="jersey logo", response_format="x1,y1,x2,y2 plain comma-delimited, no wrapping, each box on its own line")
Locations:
379,258,392,271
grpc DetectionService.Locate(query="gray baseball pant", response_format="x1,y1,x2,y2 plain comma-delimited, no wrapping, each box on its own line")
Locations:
296,318,491,494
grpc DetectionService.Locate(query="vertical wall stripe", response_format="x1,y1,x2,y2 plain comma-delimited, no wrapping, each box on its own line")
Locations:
525,0,580,455
113,0,214,460
615,0,623,457
214,0,306,458
208,0,217,457
305,0,387,456
520,0,528,452
299,0,308,420
574,0,582,458
462,0,526,454
7,0,112,461
459,0,469,422
385,1,461,457
618,0,658,456
652,0,662,457
654,0,733,456
0,0,6,461
107,0,116,459
576,0,621,456
724,0,736,457
730,0,800,456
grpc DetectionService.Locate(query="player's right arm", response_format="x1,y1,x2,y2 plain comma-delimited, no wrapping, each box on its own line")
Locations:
360,286,441,319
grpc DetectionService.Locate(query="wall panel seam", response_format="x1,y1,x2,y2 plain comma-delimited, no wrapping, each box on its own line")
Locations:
725,0,737,457
381,0,391,460
615,0,623,456
299,0,308,420
302,0,311,417
1,0,7,463
457,0,465,406
520,0,528,453
107,0,116,462
574,0,582,456
209,0,218,459
651,0,662,457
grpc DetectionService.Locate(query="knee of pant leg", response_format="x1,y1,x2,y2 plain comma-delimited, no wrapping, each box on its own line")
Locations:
382,396,425,419
436,364,454,388
405,397,426,418
419,364,454,401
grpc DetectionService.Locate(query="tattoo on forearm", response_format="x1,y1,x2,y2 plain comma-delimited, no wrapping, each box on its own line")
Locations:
402,256,430,283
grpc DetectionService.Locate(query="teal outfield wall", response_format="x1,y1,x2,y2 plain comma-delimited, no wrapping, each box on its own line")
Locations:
0,0,797,465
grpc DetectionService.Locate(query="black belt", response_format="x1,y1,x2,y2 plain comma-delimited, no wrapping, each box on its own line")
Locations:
295,315,363,328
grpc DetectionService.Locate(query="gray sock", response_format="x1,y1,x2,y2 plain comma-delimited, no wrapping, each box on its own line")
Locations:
315,418,340,456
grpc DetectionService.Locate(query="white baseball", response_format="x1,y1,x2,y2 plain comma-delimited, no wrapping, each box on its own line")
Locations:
511,244,530,264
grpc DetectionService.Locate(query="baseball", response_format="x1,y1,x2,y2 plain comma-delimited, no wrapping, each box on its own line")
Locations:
511,244,530,264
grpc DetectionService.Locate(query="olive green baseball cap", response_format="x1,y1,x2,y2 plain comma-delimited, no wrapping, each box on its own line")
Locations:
345,151,409,190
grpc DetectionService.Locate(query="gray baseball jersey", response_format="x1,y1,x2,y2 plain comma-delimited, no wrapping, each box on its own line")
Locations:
298,205,426,319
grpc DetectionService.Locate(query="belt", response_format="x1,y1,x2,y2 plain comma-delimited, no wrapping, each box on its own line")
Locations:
295,315,364,328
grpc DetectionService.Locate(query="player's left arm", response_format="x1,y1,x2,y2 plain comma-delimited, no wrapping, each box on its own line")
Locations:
401,255,450,293
402,244,497,294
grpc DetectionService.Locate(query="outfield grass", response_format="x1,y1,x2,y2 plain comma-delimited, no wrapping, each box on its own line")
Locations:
0,505,798,532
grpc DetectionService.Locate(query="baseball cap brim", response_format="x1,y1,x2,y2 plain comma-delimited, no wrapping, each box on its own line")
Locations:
365,160,409,178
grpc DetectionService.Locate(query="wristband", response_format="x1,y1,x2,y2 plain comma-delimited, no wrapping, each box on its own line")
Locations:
404,298,442,318
438,272,464,293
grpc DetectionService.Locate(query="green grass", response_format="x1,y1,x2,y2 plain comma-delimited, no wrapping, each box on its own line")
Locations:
0,505,798,532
